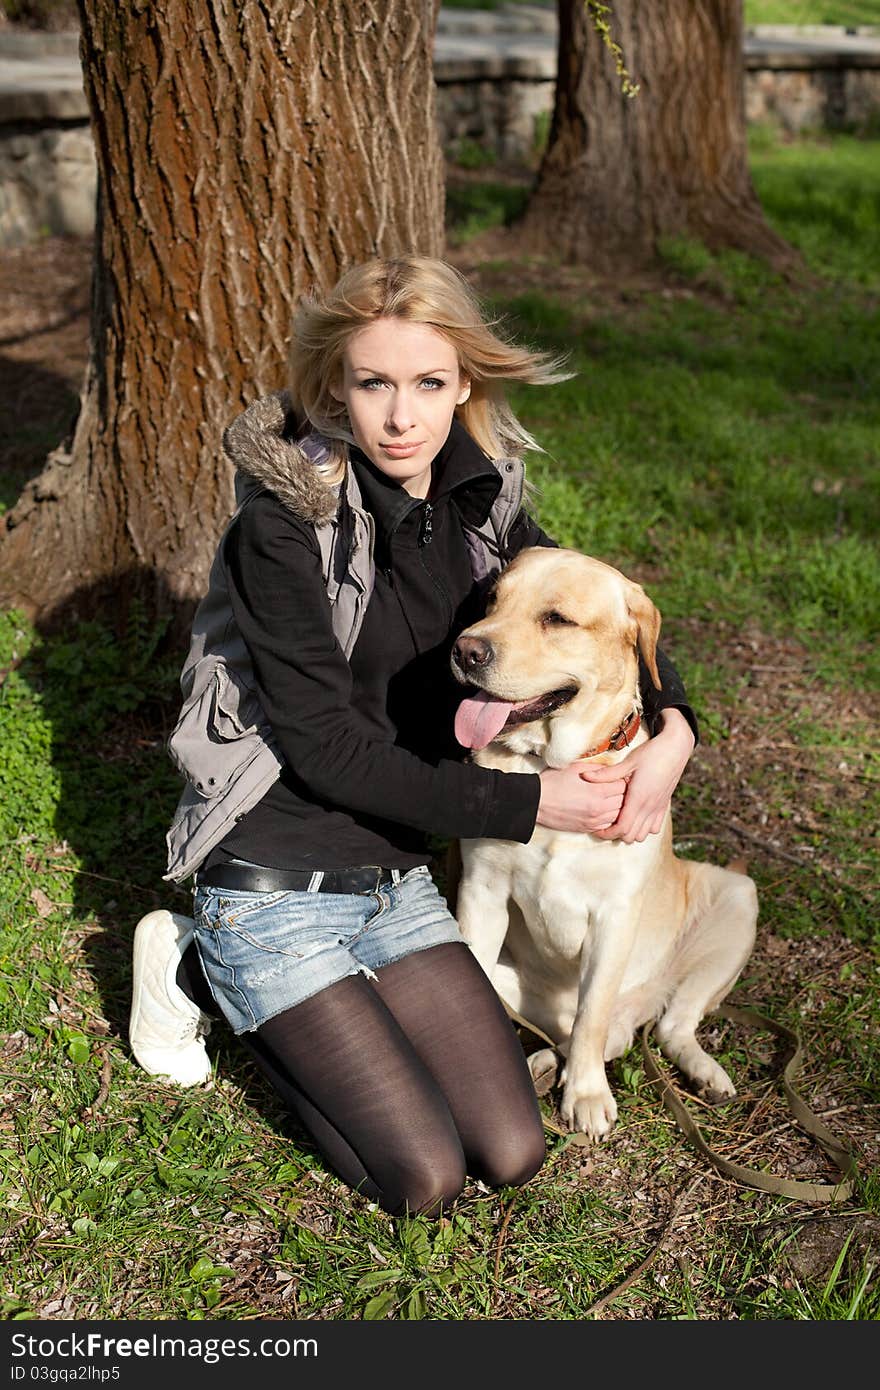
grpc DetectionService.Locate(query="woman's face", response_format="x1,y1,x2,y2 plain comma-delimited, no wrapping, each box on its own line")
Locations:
332,318,470,498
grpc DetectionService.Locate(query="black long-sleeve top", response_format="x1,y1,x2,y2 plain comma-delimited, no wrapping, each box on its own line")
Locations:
207,422,696,872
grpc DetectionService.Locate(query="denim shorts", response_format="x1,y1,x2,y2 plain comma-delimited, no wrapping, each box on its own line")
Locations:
191,864,463,1034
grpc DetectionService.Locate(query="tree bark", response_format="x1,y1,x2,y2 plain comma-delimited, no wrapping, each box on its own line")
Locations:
0,0,444,625
521,0,796,273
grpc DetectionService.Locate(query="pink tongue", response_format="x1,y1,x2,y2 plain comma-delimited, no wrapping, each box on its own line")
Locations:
455,690,516,750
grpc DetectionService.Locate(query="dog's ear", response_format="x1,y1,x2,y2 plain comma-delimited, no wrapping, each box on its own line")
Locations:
626,581,662,690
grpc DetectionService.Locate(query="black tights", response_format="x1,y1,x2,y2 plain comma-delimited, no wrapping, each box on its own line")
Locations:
181,941,545,1217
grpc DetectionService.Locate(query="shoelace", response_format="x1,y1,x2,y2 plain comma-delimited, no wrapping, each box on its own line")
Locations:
176,1012,212,1044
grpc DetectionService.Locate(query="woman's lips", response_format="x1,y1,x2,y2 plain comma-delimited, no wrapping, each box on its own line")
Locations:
381,441,425,457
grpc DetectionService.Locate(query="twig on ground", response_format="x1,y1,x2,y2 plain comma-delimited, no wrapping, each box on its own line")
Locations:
726,1119,809,1160
492,1195,519,1287
728,821,817,868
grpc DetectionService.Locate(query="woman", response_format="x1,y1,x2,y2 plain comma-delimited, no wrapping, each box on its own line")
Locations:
130,256,697,1217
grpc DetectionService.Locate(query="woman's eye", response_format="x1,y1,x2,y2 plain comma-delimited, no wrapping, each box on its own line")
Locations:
420,377,444,390
358,378,387,391
541,610,575,627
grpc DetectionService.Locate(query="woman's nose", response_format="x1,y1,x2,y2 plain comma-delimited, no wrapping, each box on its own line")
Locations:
386,391,415,433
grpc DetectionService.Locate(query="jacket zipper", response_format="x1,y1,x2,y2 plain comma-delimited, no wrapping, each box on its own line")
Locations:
419,501,434,547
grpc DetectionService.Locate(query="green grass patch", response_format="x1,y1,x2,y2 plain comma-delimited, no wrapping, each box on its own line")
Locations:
505,276,879,687
445,180,530,244
749,129,880,287
744,2,879,24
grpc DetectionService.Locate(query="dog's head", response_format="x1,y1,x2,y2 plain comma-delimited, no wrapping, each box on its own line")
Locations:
451,548,661,767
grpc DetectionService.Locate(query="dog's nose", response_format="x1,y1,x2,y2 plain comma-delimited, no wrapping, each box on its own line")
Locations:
453,635,494,672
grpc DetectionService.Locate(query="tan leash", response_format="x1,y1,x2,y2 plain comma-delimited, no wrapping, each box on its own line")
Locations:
506,1001,859,1201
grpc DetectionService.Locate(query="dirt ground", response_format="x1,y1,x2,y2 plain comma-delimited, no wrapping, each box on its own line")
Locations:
1,233,878,1313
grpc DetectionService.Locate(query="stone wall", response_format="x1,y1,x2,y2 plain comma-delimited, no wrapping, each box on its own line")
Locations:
435,61,880,165
0,121,94,242
0,29,94,244
745,55,880,133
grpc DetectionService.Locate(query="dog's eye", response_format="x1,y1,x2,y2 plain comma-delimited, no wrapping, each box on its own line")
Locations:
541,610,575,627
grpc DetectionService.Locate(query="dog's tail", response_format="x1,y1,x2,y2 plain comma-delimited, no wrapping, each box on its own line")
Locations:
726,857,750,875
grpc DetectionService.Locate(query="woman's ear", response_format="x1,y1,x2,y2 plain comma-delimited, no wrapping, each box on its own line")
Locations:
457,378,471,406
329,377,345,403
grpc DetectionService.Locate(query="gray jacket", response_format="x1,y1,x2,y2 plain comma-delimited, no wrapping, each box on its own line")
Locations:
164,391,526,883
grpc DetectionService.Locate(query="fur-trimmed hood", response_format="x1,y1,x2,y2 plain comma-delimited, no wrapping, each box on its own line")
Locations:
222,390,342,527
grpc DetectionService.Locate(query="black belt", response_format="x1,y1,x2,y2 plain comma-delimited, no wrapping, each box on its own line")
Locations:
195,862,399,895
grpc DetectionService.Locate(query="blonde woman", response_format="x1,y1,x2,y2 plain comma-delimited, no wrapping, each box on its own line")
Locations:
130,257,697,1216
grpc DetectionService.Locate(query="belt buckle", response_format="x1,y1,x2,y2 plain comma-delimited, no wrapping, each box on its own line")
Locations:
364,864,385,894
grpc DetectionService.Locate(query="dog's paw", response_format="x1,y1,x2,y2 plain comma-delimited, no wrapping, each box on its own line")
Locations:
698,1084,736,1106
662,1033,738,1104
694,1072,736,1106
691,1058,736,1104
528,1047,559,1097
560,1082,618,1141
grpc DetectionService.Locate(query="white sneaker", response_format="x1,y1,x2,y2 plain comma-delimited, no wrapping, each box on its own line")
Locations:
129,910,213,1086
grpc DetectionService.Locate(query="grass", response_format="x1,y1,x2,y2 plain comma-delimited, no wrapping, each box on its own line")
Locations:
1,124,879,1323
445,179,531,244
509,285,879,684
744,2,880,24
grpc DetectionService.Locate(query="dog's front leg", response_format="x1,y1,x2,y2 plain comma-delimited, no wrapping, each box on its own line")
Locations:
455,847,513,983
560,901,641,1141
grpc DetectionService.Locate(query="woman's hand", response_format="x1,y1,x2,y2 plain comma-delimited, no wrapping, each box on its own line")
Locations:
536,763,628,834
581,708,696,844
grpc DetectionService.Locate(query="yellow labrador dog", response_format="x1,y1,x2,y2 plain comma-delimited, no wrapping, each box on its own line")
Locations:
451,547,758,1141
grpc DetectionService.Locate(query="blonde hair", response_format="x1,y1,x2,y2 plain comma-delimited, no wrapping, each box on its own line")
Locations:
288,256,569,483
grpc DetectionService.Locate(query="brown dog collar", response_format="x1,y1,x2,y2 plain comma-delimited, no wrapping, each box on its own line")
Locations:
579,708,641,760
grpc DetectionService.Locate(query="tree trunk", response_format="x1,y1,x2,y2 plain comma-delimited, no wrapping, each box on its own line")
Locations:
0,0,444,626
521,0,796,273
